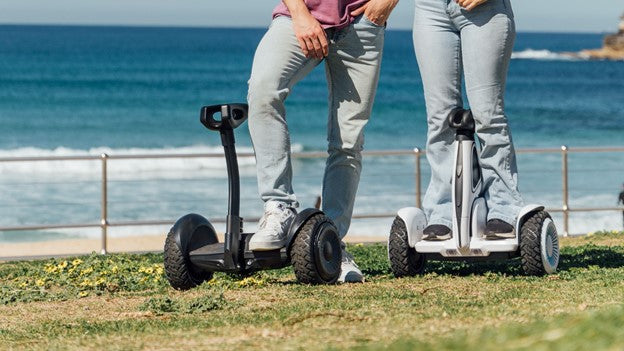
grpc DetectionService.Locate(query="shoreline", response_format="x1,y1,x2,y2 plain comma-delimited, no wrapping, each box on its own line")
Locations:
1,232,621,262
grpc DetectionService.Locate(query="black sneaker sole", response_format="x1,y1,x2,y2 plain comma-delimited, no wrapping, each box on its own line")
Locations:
484,232,516,240
423,233,452,241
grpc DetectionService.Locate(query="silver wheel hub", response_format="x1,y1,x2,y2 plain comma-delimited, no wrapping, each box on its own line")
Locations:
540,218,559,274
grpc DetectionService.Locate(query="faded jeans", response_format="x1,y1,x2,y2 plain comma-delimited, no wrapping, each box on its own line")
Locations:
247,15,385,237
412,0,523,227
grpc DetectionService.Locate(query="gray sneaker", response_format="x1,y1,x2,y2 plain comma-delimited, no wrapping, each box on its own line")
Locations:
338,249,364,283
249,201,296,251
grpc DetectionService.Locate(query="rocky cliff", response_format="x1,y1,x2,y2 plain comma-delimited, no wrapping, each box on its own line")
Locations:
581,14,624,60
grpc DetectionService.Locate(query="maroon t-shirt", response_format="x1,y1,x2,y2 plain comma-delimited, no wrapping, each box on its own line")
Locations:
273,0,369,29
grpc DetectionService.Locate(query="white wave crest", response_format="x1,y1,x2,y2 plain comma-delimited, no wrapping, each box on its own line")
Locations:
0,144,304,179
511,49,582,61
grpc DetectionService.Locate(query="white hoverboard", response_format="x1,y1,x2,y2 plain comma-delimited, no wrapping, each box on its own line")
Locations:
388,109,559,276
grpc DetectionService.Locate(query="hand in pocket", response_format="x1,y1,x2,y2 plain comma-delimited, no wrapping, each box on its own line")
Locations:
456,0,489,11
351,0,399,26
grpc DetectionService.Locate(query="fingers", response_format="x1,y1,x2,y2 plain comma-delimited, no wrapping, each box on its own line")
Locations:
303,38,317,59
307,29,327,58
296,37,309,58
465,0,479,10
310,37,323,58
318,32,329,57
293,17,328,59
298,32,327,59
456,0,485,11
360,0,395,26
350,3,368,16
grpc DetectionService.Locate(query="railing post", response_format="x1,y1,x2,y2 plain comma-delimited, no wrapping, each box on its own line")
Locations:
100,153,109,254
414,148,422,208
561,145,569,237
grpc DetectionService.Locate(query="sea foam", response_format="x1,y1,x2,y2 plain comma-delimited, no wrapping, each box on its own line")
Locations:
512,49,582,61
0,144,305,179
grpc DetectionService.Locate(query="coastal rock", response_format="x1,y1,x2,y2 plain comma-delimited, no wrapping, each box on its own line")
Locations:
580,14,624,60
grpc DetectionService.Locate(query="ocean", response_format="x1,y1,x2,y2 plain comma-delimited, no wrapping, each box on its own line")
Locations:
1,25,623,242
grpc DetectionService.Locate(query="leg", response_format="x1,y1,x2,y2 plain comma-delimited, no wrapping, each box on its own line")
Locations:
322,15,384,238
247,17,320,250
457,0,522,225
248,17,321,208
412,0,463,228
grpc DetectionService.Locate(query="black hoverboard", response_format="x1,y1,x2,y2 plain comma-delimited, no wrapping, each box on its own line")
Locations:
164,103,342,289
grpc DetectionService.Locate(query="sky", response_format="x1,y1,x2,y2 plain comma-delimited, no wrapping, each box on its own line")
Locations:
0,0,622,33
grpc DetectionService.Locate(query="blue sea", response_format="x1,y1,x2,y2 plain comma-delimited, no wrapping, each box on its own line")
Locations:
1,25,623,242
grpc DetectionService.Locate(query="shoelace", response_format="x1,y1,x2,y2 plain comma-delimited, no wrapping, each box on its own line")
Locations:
342,251,356,265
260,207,290,230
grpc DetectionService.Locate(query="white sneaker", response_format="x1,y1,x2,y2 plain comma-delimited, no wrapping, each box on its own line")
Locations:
248,201,296,251
338,249,365,283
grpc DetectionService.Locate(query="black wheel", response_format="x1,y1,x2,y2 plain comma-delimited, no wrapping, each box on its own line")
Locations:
388,216,426,277
519,211,559,275
291,213,341,284
164,214,218,290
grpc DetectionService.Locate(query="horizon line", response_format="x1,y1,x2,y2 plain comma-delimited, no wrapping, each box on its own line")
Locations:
0,22,613,35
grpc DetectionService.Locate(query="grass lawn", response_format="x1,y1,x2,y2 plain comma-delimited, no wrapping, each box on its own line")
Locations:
1,231,624,350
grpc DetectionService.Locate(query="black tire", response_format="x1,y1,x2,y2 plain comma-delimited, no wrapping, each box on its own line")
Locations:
291,213,341,284
388,216,426,277
164,214,217,290
519,210,559,276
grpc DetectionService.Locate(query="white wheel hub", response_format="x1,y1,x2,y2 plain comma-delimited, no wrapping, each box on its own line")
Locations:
540,218,559,274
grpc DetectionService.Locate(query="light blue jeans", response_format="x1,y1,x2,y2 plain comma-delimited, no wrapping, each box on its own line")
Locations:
413,0,523,227
248,15,385,237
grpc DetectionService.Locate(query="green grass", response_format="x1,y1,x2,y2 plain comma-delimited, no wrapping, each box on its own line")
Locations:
351,304,624,351
1,232,624,350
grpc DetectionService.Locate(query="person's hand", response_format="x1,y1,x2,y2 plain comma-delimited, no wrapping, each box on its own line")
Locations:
291,11,328,59
350,0,399,26
456,0,489,11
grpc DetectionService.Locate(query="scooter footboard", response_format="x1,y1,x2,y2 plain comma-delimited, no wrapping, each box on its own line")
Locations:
415,238,518,257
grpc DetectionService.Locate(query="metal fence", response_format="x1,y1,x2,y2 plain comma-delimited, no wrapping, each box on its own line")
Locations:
1,145,623,254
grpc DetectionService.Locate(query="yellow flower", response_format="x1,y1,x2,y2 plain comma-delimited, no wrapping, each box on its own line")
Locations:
95,278,106,286
72,259,83,266
58,261,69,269
18,282,28,289
35,279,45,287
80,267,94,276
144,267,154,275
155,267,164,276
111,265,119,274
79,291,89,297
237,277,266,287
44,264,58,274
79,279,92,287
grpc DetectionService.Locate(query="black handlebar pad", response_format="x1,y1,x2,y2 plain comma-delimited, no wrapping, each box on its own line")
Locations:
447,108,475,132
200,103,249,131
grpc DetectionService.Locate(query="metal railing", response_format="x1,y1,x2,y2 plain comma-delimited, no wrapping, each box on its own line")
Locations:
1,145,623,254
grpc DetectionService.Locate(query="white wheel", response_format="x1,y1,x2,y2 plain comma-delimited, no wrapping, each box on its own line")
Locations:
520,211,559,275
388,216,426,277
